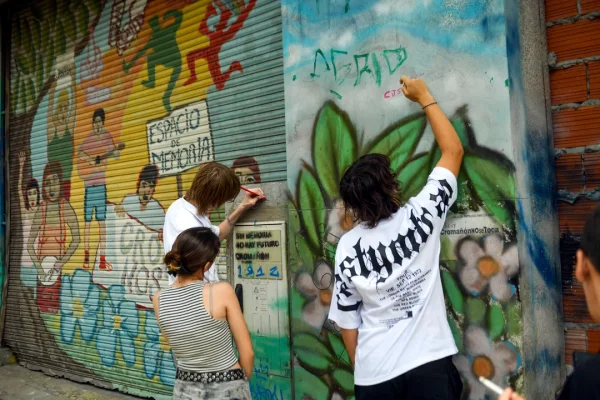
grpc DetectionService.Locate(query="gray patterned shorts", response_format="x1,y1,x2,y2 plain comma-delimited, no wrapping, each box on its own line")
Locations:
173,369,252,400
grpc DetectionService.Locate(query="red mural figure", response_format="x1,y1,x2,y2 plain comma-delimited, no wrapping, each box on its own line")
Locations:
184,0,257,89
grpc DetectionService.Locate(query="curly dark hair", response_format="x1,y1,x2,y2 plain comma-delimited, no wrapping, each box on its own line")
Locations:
339,154,401,228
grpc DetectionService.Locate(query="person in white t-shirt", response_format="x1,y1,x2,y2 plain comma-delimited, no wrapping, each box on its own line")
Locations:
328,77,464,399
163,162,264,286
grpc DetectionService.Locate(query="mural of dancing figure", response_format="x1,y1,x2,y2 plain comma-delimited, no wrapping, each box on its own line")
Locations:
122,9,183,113
27,162,81,314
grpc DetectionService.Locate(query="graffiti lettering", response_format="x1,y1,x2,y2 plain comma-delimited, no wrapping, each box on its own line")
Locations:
310,46,407,87
250,375,285,400
146,100,214,177
150,137,213,173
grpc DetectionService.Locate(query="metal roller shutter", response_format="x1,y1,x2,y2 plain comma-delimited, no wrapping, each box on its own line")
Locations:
3,0,285,397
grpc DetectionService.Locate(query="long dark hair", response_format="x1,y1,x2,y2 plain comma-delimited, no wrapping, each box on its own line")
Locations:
25,178,40,210
339,154,401,228
164,227,220,278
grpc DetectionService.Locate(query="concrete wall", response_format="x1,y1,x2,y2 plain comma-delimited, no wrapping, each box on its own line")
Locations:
280,1,546,399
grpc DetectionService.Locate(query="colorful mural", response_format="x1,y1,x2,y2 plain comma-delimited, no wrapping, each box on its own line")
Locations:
283,1,523,399
6,0,288,398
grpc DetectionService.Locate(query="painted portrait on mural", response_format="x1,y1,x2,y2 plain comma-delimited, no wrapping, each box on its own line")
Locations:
114,164,165,235
232,156,262,185
283,1,522,399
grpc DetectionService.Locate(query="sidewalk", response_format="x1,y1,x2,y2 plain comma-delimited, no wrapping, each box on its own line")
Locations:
0,364,145,400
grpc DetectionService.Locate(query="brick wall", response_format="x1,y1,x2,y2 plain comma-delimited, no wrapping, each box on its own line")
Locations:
546,0,600,367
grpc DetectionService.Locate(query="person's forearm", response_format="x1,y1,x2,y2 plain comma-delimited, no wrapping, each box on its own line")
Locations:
420,94,463,155
217,204,247,241
341,328,358,367
239,353,254,379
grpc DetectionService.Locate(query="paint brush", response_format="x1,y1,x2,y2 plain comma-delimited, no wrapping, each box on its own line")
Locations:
478,377,504,396
241,186,266,200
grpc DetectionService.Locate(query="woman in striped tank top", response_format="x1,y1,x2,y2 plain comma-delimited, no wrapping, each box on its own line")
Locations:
152,227,254,400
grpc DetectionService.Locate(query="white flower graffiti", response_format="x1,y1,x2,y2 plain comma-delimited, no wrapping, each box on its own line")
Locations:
454,326,519,400
296,261,334,329
326,200,355,245
458,234,519,302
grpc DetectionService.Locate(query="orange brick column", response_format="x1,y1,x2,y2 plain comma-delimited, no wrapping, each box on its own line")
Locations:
546,0,600,369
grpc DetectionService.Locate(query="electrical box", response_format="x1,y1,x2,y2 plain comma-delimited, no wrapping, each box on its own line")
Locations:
232,221,290,377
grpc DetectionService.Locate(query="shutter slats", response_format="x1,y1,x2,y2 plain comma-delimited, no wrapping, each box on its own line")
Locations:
5,0,285,397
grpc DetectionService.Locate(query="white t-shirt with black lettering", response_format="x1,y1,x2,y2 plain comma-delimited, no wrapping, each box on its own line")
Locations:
328,167,458,386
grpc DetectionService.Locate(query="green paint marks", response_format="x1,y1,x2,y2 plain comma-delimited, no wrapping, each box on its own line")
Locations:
311,49,330,78
441,270,464,315
505,78,509,87
490,77,494,83
466,298,487,324
310,47,407,88
292,74,297,81
354,54,375,86
250,335,292,400
331,49,351,85
382,47,408,75
345,0,350,13
489,303,505,340
330,90,342,99
371,53,382,86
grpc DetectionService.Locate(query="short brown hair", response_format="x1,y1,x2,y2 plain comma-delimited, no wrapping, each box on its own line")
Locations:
186,162,240,214
339,154,401,228
164,227,220,278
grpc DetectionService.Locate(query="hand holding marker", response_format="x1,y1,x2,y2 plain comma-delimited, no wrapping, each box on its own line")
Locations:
479,377,525,400
479,377,504,396
241,186,266,200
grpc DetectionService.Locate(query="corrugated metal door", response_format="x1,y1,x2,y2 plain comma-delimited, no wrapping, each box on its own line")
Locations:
4,0,285,397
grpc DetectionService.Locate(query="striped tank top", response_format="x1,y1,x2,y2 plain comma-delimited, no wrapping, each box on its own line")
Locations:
158,281,238,372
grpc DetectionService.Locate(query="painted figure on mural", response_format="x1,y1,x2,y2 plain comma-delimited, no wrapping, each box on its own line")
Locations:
47,69,76,201
27,161,81,314
184,0,257,89
18,151,40,287
231,156,261,185
122,9,183,113
77,108,125,271
109,0,148,56
115,164,165,241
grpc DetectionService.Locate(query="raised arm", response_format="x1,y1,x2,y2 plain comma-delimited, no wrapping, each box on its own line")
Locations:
28,207,44,276
67,66,77,133
401,76,464,177
222,283,254,378
217,189,265,240
18,152,27,215
47,78,57,140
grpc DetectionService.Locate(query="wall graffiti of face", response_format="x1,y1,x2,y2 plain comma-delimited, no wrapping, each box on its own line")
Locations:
234,167,257,185
45,174,61,202
138,180,156,207
93,116,104,135
56,101,69,126
27,188,39,209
